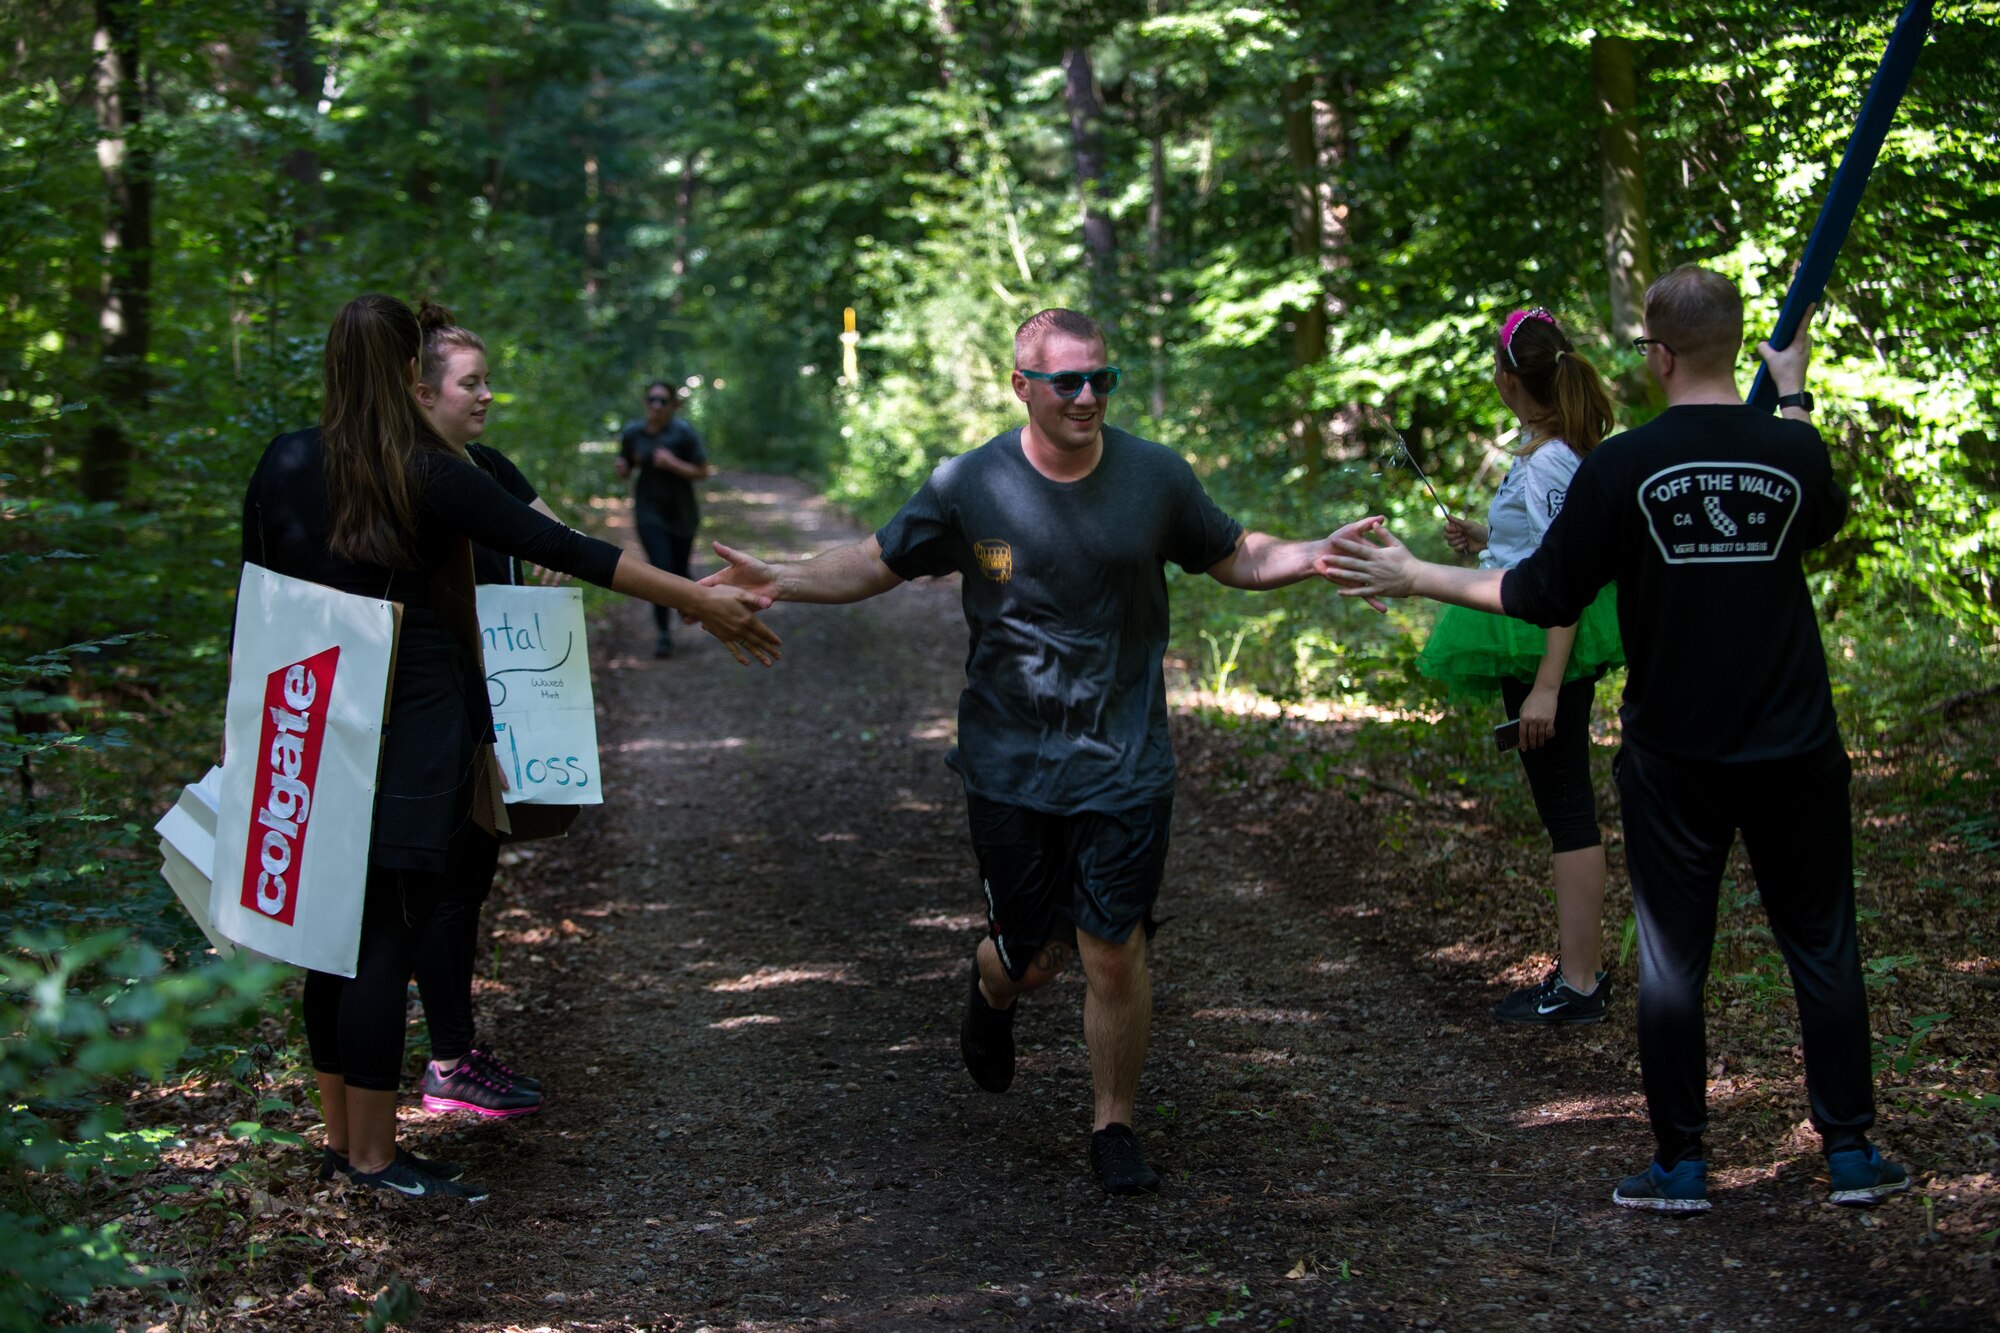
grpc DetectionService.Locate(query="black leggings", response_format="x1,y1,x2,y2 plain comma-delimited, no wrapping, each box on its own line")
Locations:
632,508,694,634
1500,674,1603,854
412,832,501,1062
302,864,446,1091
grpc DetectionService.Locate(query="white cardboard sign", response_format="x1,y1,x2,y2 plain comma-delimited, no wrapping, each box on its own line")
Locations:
475,585,603,806
210,565,396,977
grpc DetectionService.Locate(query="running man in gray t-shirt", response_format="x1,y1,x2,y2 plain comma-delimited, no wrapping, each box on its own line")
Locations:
701,308,1378,1194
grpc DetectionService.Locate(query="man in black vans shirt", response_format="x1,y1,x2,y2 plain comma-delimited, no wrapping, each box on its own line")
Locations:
701,309,1377,1194
1323,266,1909,1213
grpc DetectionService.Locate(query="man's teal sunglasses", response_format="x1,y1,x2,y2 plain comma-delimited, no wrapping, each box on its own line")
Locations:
1018,366,1121,399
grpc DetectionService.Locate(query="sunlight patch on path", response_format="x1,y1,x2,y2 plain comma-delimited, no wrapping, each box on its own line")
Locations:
709,964,857,993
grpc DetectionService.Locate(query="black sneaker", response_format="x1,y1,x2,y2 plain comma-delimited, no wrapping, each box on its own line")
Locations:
958,963,1016,1093
421,1059,543,1118
1090,1123,1161,1196
1827,1146,1911,1206
653,632,675,659
1493,966,1612,1025
346,1154,489,1201
1612,1158,1710,1212
320,1145,467,1183
465,1046,543,1094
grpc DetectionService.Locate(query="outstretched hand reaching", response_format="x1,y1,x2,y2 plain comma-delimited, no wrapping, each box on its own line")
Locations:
699,541,781,602
1315,523,1416,604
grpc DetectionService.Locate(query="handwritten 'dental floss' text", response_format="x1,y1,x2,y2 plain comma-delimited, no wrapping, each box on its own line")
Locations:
239,646,339,925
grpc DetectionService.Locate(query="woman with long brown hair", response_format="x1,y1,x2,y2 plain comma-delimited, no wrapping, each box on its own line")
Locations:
1418,307,1623,1027
241,293,777,1198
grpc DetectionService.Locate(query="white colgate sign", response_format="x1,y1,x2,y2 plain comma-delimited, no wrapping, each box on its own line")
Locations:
211,566,396,977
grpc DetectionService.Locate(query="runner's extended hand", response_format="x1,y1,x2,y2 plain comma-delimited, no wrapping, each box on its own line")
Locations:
1316,523,1413,603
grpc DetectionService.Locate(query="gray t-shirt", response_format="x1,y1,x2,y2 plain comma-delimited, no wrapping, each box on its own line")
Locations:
875,425,1243,813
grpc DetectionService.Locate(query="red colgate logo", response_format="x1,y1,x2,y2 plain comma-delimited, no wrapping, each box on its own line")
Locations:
239,646,340,924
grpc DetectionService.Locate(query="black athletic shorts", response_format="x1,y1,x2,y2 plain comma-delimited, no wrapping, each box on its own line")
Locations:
965,791,1173,981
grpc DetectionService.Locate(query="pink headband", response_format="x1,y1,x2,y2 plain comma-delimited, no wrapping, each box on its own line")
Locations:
1501,307,1557,366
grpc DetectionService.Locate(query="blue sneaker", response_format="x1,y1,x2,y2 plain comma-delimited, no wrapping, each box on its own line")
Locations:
1612,1159,1711,1213
1827,1147,1910,1206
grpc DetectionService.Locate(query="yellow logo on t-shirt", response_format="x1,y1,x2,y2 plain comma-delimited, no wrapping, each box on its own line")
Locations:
973,539,1013,583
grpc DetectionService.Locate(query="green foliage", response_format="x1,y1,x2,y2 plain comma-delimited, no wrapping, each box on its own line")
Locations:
0,932,280,1332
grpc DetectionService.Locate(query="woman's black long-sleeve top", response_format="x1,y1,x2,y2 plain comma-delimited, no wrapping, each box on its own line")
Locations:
242,428,620,601
240,427,625,870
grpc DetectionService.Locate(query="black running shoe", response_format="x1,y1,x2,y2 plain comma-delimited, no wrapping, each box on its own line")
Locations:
1492,966,1611,1026
1090,1123,1161,1196
958,963,1017,1093
421,1060,543,1118
653,632,674,659
1827,1146,1911,1206
319,1145,466,1183
1611,1158,1710,1213
346,1154,489,1201
465,1046,543,1094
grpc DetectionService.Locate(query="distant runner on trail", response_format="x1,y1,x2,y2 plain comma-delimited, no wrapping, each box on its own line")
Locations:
1323,265,1910,1214
617,379,715,658
700,307,1379,1195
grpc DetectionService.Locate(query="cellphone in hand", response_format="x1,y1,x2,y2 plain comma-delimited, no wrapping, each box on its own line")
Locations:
1494,718,1521,752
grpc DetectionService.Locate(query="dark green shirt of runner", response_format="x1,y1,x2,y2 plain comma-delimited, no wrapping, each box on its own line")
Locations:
875,425,1243,814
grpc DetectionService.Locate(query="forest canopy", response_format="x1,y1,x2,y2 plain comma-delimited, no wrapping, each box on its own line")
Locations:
1,0,1994,871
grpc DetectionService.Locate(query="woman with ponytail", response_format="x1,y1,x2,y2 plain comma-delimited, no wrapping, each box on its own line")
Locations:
1419,307,1623,1026
242,294,779,1199
402,300,556,1121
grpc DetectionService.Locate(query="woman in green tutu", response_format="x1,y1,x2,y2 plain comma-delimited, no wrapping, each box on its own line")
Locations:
1421,308,1623,1026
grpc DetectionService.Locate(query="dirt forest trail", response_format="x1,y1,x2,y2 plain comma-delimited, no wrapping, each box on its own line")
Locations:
400,474,1962,1331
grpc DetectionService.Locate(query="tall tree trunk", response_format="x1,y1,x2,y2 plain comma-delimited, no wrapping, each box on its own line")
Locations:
581,64,605,310
1314,81,1360,456
409,53,437,227
82,0,151,506
670,151,699,318
1283,74,1326,470
273,0,324,238
484,64,505,209
1282,74,1356,473
1592,35,1653,347
1147,129,1167,420
1063,45,1115,311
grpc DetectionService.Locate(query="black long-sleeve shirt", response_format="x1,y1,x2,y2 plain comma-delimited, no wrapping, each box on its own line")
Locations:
1501,404,1848,763
467,443,540,586
241,427,621,602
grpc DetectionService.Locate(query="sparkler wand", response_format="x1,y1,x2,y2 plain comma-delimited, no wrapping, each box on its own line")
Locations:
1393,432,1454,523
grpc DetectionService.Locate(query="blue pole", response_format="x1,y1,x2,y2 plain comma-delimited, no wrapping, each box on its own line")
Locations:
1747,0,1934,410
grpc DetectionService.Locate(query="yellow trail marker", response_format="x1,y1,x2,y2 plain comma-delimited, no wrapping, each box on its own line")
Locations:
840,306,860,382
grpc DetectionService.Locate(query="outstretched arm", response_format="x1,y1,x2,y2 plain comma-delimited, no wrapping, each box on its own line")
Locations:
1207,517,1386,591
1316,525,1507,613
609,555,781,665
701,535,905,605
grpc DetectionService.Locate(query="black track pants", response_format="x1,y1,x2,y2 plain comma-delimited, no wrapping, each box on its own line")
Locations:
1615,738,1876,1167
413,831,501,1063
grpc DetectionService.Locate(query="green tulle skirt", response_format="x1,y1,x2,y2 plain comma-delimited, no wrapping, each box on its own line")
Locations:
1417,582,1623,700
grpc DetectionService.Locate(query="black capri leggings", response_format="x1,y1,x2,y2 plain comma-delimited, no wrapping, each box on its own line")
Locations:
412,831,501,1063
1500,674,1603,854
302,864,446,1091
